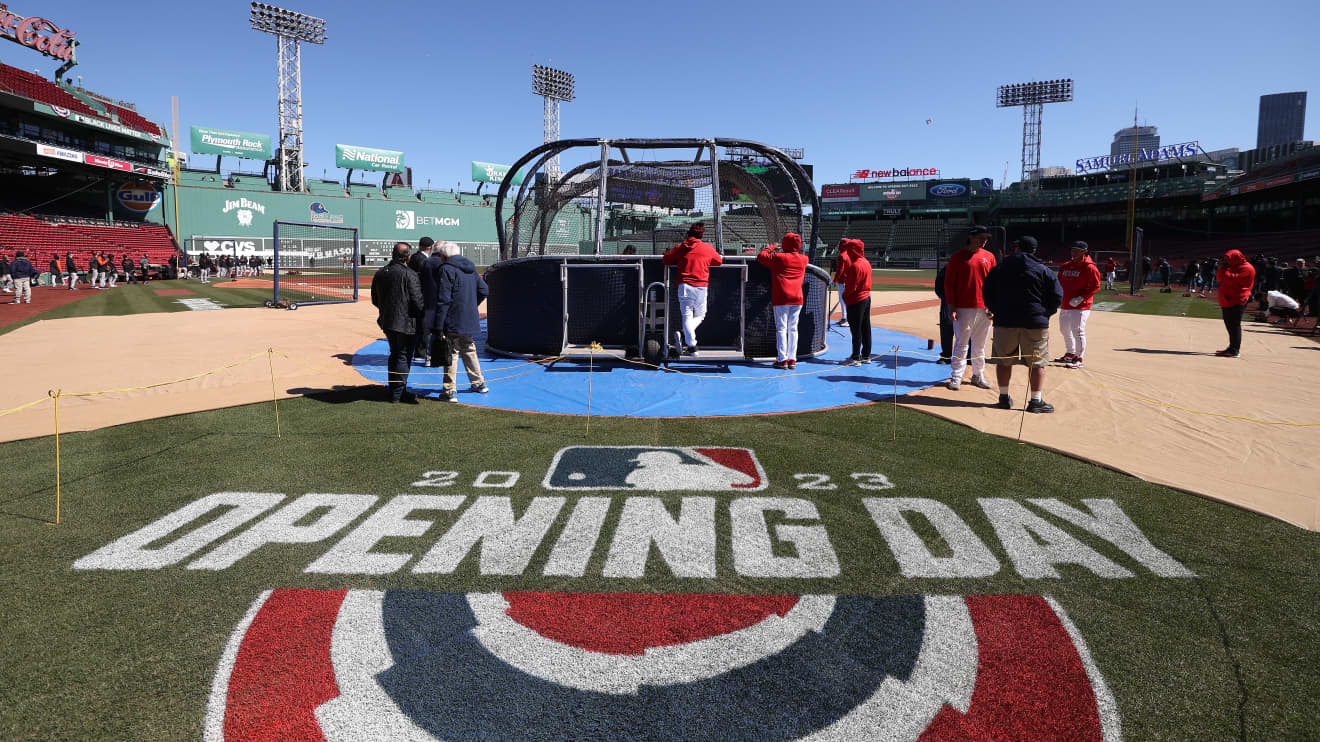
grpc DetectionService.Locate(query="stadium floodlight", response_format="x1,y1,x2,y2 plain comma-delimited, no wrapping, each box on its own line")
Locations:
532,65,575,183
250,3,327,193
997,79,1073,191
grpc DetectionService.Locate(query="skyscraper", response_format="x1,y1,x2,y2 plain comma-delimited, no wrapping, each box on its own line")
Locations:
1111,126,1159,161
1256,92,1307,149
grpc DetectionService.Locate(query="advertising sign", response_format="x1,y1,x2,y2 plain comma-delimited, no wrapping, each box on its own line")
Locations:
928,181,970,198
720,163,814,205
820,184,860,202
83,153,132,172
471,161,525,186
336,144,405,173
608,178,696,210
116,183,161,213
853,167,938,180
1074,142,1199,173
0,4,76,61
860,182,926,202
35,143,81,163
191,126,272,160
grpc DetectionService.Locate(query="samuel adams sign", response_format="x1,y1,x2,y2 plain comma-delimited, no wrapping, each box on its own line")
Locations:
0,4,77,61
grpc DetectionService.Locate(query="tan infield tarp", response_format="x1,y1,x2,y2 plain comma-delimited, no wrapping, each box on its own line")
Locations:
2,294,1317,531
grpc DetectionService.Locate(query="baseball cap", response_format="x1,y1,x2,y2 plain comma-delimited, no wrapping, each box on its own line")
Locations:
418,236,435,249
1070,240,1089,251
967,225,990,236
1015,236,1038,250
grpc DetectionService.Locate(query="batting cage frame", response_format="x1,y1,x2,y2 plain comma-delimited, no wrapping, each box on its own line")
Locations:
270,221,360,308
487,138,829,363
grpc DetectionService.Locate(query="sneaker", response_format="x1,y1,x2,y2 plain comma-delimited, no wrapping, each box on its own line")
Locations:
1214,349,1240,358
470,383,489,394
860,355,871,364
1053,353,1075,364
684,345,698,356
1066,358,1084,369
996,393,1013,409
840,356,858,366
772,361,788,370
936,357,952,365
1026,398,1055,414
787,359,797,369
439,390,458,402
969,375,992,389
946,378,961,391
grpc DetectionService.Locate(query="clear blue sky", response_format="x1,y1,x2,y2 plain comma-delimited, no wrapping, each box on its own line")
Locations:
25,0,1319,189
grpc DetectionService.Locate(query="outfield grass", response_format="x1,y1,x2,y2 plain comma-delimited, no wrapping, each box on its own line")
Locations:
0,280,275,337
1,393,1316,740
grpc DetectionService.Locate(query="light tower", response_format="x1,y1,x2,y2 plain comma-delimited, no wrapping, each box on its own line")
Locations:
996,79,1073,191
532,65,575,184
250,3,326,193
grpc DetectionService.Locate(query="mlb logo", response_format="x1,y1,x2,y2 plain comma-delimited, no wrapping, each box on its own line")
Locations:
543,446,767,491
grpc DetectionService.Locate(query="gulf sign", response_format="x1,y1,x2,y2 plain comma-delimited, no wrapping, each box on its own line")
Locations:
116,184,161,213
820,184,860,202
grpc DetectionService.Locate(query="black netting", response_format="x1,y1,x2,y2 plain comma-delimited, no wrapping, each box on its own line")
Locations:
565,265,640,347
272,222,359,305
485,256,829,359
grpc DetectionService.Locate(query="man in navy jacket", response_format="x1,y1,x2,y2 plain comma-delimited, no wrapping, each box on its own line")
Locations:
431,241,489,402
983,236,1063,413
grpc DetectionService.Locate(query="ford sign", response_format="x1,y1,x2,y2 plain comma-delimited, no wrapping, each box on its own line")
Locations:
929,183,968,197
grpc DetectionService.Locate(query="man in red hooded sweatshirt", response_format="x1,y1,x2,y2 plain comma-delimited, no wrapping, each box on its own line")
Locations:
758,233,809,369
1215,249,1256,358
833,238,873,364
663,223,723,355
1055,240,1102,369
943,225,997,390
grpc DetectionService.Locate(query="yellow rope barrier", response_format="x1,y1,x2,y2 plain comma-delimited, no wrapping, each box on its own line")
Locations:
48,389,60,526
0,396,50,419
267,348,282,439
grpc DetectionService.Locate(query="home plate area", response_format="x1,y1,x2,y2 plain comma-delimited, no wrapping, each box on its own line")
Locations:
211,589,1116,742
351,322,949,416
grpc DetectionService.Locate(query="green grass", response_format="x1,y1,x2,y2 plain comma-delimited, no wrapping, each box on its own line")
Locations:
1,393,1316,740
1089,285,1226,320
1,280,279,337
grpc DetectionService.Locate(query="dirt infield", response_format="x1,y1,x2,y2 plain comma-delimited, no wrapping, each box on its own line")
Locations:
0,284,96,329
2,293,1315,531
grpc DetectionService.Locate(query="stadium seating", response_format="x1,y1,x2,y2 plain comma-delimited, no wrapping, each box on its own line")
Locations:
0,213,178,271
0,64,100,118
308,180,347,197
385,188,418,200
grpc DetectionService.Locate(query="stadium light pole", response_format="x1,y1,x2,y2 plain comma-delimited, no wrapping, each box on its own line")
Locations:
996,79,1073,192
532,65,575,185
250,3,326,193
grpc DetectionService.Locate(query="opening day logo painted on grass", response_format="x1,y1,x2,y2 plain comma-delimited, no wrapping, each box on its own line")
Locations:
71,449,1199,742
204,589,1121,742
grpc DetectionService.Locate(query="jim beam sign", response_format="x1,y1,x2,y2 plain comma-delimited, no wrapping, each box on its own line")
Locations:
0,4,76,61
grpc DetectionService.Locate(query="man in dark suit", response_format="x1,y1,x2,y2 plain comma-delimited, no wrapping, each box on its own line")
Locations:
371,242,424,403
407,236,435,363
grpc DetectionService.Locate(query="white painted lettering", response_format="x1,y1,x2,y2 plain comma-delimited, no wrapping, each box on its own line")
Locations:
305,495,465,574
1028,499,1195,577
730,497,839,578
73,492,284,571
864,498,1000,578
187,493,377,571
542,497,611,577
412,496,564,575
603,497,716,578
979,498,1132,578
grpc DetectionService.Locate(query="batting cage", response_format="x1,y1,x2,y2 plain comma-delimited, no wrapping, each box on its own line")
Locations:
270,221,360,308
489,138,828,363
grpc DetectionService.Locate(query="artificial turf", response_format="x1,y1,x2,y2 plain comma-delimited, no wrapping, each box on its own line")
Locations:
1,391,1316,740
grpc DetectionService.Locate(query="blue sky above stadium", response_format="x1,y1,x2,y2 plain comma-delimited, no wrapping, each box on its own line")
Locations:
33,0,1319,189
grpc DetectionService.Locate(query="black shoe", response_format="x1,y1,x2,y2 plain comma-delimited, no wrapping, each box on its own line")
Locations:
936,357,951,365
1026,398,1055,414
397,392,419,404
682,345,697,356
996,394,1012,409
